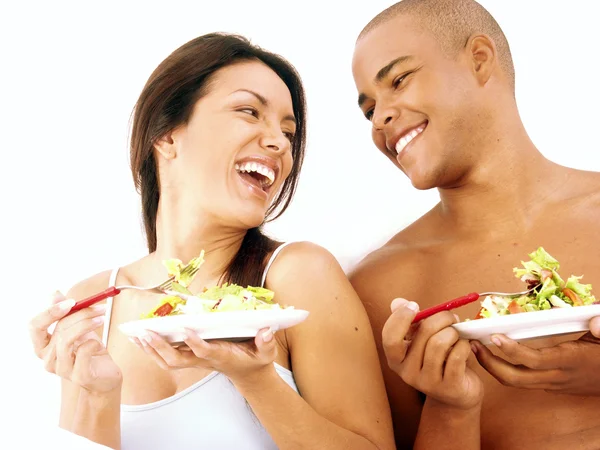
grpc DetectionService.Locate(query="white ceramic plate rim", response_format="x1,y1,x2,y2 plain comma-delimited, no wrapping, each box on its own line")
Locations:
452,304,600,344
118,308,310,343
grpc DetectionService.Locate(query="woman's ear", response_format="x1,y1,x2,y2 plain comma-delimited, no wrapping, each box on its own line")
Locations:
154,131,177,160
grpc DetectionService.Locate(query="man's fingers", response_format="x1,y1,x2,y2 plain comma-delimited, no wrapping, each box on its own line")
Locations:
443,339,472,384
421,326,460,381
588,317,600,339
404,311,457,376
382,299,419,372
472,341,567,389
29,298,76,357
491,334,565,370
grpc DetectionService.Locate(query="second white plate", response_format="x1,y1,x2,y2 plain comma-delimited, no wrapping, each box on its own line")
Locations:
453,304,600,344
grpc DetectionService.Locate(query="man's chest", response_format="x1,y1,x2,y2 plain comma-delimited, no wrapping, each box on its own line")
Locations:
394,228,599,321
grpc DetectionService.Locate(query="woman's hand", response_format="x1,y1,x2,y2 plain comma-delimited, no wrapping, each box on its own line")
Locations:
132,327,278,383
29,291,122,393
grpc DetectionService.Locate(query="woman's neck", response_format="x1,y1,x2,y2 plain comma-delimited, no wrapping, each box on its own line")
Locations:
152,197,248,284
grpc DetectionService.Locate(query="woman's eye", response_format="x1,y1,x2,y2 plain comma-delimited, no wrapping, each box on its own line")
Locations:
283,131,295,142
240,107,259,117
365,109,374,121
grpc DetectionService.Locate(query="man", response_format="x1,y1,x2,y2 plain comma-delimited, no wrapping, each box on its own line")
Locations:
349,0,600,448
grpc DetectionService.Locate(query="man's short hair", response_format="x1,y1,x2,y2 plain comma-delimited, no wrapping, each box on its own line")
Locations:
359,0,515,92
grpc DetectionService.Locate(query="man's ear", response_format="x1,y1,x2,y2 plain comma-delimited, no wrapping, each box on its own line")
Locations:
468,34,497,86
154,130,177,160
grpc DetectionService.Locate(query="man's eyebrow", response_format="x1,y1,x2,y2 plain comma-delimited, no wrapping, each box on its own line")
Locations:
357,55,414,108
231,88,296,125
375,55,413,82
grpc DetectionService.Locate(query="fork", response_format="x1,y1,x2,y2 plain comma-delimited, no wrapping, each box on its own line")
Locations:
411,286,539,324
65,263,201,317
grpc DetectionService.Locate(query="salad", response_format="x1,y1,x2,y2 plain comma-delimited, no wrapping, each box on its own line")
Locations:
475,247,596,319
142,252,287,319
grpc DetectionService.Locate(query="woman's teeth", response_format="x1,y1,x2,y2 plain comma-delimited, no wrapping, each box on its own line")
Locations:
235,162,275,187
395,124,426,154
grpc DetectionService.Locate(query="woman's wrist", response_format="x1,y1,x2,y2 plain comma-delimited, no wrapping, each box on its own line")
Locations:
229,364,279,394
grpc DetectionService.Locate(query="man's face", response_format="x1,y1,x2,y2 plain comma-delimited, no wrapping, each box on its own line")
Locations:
352,15,483,190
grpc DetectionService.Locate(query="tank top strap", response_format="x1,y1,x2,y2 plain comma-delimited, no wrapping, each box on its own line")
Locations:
101,267,120,346
260,242,296,288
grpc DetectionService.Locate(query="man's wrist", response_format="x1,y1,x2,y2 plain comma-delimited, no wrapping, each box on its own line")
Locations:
424,396,482,423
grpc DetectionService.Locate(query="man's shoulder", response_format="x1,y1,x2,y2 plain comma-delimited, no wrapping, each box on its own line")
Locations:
562,168,600,211
349,203,442,287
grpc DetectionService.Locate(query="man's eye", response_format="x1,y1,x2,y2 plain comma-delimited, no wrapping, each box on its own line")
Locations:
393,73,410,89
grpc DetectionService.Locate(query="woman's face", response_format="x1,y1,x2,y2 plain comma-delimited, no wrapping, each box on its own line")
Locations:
156,60,297,229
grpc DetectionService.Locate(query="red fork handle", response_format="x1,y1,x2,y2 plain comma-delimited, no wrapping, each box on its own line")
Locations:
65,286,122,317
411,292,481,324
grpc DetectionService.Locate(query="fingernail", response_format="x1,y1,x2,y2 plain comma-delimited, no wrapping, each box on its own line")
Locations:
57,299,76,311
391,298,408,312
471,343,478,354
91,304,107,312
490,336,502,347
406,301,420,313
92,316,105,325
262,328,273,342
454,314,460,322
194,331,205,340
140,333,152,345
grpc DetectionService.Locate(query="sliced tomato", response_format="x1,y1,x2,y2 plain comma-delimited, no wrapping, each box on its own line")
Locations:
507,299,524,314
474,308,485,320
562,288,583,306
153,302,174,317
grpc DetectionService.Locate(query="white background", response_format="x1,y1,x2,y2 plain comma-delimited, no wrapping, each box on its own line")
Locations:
1,0,599,447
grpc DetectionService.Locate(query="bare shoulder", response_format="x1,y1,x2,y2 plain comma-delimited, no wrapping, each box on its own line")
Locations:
66,270,114,300
65,257,146,300
349,203,442,293
564,168,600,204
580,170,600,205
265,241,352,309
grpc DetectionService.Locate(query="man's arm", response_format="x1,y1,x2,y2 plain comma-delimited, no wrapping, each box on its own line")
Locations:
415,399,481,450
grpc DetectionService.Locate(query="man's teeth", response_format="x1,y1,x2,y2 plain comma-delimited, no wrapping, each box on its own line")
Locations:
395,125,425,154
234,162,275,186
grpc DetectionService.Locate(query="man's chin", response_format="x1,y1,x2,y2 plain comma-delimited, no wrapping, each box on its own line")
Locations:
405,169,440,191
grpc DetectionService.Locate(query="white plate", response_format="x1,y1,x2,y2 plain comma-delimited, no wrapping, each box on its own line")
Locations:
452,305,600,345
118,308,310,344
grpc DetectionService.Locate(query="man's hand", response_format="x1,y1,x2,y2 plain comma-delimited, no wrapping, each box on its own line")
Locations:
382,298,483,410
473,318,600,396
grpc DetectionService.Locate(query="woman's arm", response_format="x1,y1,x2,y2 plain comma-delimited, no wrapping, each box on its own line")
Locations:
235,242,396,450
71,388,122,450
34,274,123,449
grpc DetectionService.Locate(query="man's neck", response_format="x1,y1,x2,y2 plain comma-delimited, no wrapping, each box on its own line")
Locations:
437,128,569,237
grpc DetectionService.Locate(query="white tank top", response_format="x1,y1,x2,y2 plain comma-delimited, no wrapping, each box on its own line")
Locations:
102,242,299,450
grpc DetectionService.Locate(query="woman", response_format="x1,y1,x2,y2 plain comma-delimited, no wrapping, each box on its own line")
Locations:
28,33,395,449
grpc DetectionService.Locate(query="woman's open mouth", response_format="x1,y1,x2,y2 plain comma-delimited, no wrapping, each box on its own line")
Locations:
235,161,276,198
